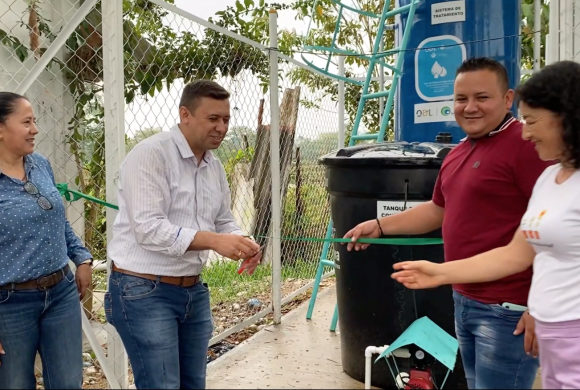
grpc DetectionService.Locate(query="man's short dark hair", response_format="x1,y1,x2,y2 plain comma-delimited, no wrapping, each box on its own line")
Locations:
179,80,230,113
456,57,510,92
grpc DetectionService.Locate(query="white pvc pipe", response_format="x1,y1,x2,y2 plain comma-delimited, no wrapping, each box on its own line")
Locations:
15,0,99,95
533,0,541,72
364,345,412,389
338,56,345,148
365,345,389,389
268,9,282,325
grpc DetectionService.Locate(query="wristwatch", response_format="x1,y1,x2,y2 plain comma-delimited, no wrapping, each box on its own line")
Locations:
79,258,94,267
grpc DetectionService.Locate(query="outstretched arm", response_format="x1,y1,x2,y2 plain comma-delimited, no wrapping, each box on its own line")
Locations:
392,227,536,288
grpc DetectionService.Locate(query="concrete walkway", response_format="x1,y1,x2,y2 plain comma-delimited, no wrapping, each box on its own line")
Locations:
206,287,542,389
207,286,366,389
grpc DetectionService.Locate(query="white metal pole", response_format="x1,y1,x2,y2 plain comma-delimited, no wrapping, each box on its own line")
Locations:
533,0,541,72
15,0,99,94
102,0,128,387
562,0,572,60
574,0,580,61
269,9,282,325
338,56,345,148
547,0,559,64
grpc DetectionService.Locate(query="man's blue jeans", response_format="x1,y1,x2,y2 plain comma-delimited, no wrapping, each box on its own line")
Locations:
105,270,213,389
0,268,83,389
453,291,539,389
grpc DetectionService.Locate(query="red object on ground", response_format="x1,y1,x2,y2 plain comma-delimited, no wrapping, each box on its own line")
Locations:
404,368,434,390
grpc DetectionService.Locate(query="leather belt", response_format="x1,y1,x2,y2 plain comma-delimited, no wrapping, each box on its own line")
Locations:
0,265,70,291
112,263,200,287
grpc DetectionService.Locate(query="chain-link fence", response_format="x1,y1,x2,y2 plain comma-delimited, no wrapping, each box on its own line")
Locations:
121,0,341,350
1,0,340,388
0,0,127,388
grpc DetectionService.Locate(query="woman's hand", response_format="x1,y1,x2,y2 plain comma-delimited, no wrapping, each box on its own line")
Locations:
391,260,446,289
76,263,92,299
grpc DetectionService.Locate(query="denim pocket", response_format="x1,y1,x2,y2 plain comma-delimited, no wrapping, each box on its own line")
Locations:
64,269,75,283
104,292,114,326
489,304,525,320
121,277,157,300
0,290,10,304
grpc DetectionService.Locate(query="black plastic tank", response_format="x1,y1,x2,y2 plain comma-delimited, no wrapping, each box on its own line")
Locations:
319,141,467,389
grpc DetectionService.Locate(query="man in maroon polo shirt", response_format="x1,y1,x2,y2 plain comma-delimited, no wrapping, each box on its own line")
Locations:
344,57,553,389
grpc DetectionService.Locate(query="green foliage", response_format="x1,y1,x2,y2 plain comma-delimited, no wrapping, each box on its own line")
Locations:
202,257,316,304
520,0,550,75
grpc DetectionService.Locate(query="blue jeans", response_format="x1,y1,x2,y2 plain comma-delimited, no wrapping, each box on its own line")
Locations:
0,268,83,389
453,291,539,389
105,270,213,389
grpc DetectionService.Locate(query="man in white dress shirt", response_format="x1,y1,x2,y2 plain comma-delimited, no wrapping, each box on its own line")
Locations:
105,80,262,389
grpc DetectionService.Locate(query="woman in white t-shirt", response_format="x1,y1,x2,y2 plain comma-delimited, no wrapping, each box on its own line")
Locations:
390,60,580,389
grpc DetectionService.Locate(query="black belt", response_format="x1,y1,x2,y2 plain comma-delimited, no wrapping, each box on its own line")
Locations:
0,264,70,291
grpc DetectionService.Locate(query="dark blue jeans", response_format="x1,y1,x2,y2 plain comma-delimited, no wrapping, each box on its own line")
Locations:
453,291,539,389
0,268,83,389
105,270,213,389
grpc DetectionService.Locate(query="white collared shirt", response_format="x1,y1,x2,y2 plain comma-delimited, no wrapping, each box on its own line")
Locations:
108,125,243,276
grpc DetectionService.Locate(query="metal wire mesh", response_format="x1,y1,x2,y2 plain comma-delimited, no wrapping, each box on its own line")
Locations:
1,0,340,388
121,1,340,343
276,59,340,300
0,0,125,388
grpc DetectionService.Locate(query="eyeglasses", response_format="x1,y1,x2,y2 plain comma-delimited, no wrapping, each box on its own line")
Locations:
23,181,53,210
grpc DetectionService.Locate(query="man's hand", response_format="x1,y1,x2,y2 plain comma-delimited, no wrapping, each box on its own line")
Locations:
212,234,261,261
75,263,92,300
391,260,446,289
343,219,381,251
514,311,539,358
238,250,263,276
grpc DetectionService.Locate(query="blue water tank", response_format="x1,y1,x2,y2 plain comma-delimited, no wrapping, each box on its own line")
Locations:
394,0,521,143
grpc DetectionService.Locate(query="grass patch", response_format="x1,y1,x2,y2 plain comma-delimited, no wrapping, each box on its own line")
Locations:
203,259,317,305
90,258,319,306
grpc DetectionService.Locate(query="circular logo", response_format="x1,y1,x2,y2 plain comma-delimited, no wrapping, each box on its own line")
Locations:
441,106,452,116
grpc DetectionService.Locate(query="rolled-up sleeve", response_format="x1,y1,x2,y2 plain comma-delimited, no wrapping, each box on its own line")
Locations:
121,145,197,256
64,219,93,265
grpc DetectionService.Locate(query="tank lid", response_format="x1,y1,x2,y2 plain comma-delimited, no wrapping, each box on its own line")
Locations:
319,141,455,166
